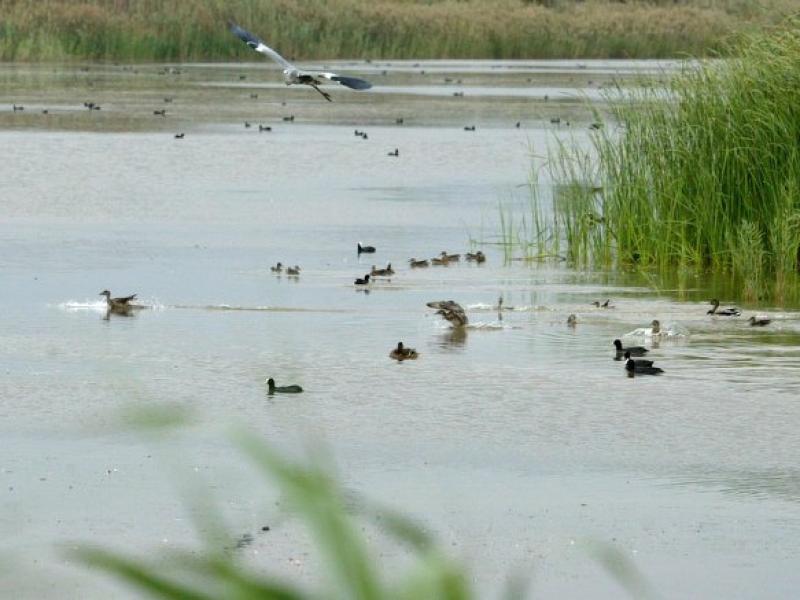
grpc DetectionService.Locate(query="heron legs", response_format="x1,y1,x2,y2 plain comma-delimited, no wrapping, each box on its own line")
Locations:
310,84,333,102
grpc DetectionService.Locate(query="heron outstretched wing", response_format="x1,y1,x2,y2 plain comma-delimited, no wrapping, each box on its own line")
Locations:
316,72,373,90
229,22,295,71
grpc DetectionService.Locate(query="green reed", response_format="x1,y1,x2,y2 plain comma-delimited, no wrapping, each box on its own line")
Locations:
511,21,800,302
0,0,795,62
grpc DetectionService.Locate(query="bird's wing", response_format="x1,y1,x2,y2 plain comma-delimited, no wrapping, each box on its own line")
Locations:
229,22,295,71
115,294,137,304
314,72,372,90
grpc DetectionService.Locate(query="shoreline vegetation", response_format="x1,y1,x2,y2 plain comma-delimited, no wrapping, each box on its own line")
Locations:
514,19,800,303
0,0,798,62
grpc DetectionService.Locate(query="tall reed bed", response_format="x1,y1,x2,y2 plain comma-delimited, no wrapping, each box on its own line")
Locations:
0,0,794,62
525,22,800,301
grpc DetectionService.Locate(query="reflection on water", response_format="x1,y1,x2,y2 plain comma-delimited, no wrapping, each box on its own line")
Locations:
2,60,800,599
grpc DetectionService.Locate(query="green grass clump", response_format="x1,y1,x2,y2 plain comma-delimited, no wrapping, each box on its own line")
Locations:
0,0,796,62
529,21,800,301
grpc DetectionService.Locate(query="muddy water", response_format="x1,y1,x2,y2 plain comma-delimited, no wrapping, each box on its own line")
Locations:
1,61,799,598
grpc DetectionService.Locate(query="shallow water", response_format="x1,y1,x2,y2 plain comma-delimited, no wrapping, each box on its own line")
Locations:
2,61,800,598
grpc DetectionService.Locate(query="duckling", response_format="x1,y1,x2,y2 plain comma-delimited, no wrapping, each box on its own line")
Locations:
465,251,486,263
357,242,376,254
567,314,577,327
592,299,612,308
354,274,371,285
286,265,300,276
613,339,648,357
426,300,468,327
441,251,460,262
409,258,429,268
99,290,137,310
707,299,741,316
389,341,418,361
266,378,303,394
270,262,283,273
748,316,771,327
625,357,664,377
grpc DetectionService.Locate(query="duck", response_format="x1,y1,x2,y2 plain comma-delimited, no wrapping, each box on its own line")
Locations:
389,342,418,361
99,290,137,310
650,319,661,335
270,262,283,273
623,350,654,368
266,378,303,394
707,299,741,316
430,256,449,266
286,265,300,276
174,133,184,139
441,251,460,262
464,125,476,131
748,316,771,327
259,125,272,132
625,357,664,376
371,263,394,277
592,299,612,308
613,339,648,357
387,148,399,157
409,258,429,268
357,242,376,254
426,300,468,327
465,251,486,263
283,115,295,122
567,314,577,326
354,274,371,285
153,109,166,116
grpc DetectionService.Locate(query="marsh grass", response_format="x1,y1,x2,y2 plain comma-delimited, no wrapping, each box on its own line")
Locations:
508,21,800,303
0,0,796,61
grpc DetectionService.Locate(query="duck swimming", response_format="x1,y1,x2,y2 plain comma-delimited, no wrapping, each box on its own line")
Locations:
567,314,577,326
357,242,376,254
354,274,370,285
270,262,283,273
592,299,612,308
748,316,771,327
707,299,741,316
441,251,460,262
99,290,137,311
426,300,468,327
286,265,300,276
613,339,648,357
389,342,418,361
625,357,664,376
409,258,429,268
371,263,394,277
266,378,303,394
430,256,449,266
465,251,486,263
623,350,654,368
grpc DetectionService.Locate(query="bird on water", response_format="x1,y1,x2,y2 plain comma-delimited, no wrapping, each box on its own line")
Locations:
707,299,741,316
427,300,468,327
99,290,137,311
229,22,372,102
389,342,418,361
266,378,303,394
357,242,376,254
613,339,648,358
748,316,771,327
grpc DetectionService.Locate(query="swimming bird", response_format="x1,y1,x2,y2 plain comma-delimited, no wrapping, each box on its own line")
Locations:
707,299,741,316
440,251,460,262
259,125,272,132
153,109,166,116
270,262,283,273
388,148,399,157
623,350,654,368
266,378,303,394
287,266,300,276
592,299,612,308
174,133,184,139
357,243,376,254
389,342,418,361
464,125,476,131
426,300,468,327
748,316,771,327
99,290,137,310
430,256,449,266
567,314,577,326
613,339,648,357
371,263,394,277
229,22,372,102
409,258,429,268
465,251,486,263
354,274,370,285
650,319,661,334
625,357,664,376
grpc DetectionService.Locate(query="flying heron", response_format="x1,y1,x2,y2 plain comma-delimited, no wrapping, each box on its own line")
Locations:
229,22,372,102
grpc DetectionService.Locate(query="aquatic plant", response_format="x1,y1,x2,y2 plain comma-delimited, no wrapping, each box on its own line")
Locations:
515,20,800,302
0,0,795,62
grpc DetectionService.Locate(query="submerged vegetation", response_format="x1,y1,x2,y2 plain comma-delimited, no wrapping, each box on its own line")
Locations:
0,0,797,61
513,21,800,303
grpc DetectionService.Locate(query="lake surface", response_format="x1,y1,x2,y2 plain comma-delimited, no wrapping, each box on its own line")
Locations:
2,61,799,599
